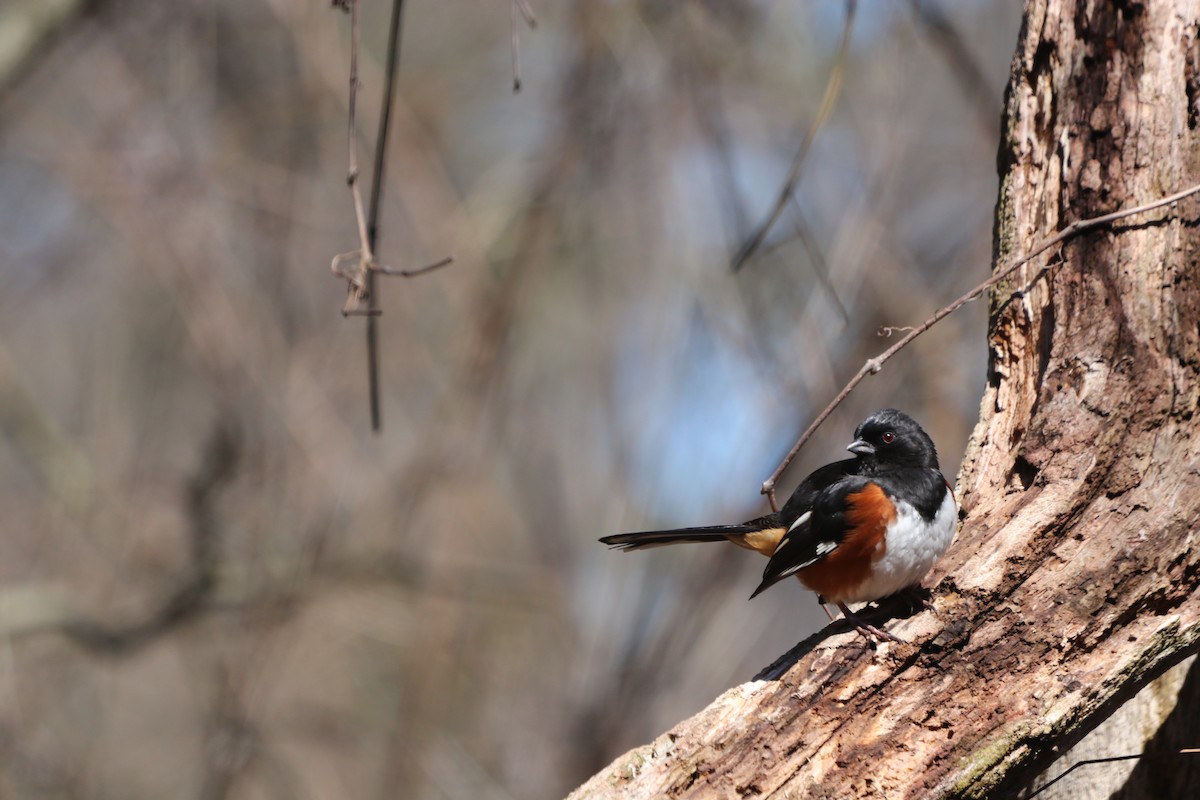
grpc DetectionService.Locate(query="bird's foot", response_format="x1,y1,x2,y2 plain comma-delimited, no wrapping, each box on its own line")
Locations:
836,602,907,646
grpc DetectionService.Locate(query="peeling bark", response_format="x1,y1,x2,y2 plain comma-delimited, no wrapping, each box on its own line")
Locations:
570,1,1200,797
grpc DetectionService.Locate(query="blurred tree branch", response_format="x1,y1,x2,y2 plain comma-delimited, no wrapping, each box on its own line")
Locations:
9,423,241,655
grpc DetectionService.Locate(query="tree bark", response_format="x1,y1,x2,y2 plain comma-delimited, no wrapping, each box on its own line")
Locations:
569,2,1200,798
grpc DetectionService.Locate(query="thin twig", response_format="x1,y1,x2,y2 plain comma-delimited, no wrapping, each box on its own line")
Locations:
514,0,536,27
511,1,537,92
760,181,1200,506
330,0,452,429
335,0,375,315
511,2,522,92
732,0,856,272
364,0,407,431
1028,749,1200,798
510,0,537,92
375,255,455,278
336,1,449,429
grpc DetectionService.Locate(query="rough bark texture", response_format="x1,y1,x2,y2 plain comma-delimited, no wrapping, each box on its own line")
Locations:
569,2,1200,798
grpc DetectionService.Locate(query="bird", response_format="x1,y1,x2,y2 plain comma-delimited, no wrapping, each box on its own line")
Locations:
600,408,957,642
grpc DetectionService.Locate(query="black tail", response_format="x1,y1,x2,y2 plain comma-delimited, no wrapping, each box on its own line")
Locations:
599,524,759,551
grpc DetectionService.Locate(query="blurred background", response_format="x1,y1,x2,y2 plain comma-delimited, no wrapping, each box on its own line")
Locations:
0,1,1019,797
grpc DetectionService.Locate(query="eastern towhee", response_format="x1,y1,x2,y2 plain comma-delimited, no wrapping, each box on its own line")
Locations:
600,408,957,642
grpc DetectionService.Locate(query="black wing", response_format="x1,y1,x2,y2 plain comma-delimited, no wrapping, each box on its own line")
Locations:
775,457,860,527
750,473,874,598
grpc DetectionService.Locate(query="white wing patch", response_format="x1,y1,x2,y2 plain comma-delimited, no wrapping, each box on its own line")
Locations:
773,563,805,580
786,510,812,534
772,539,838,577
772,511,811,553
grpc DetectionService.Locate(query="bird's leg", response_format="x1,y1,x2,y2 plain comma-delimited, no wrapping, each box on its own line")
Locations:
836,602,905,644
816,595,837,622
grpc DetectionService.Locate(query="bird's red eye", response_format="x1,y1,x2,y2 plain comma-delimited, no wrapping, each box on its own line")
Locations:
881,431,896,444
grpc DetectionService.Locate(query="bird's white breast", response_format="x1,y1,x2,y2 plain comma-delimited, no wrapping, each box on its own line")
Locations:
838,487,957,604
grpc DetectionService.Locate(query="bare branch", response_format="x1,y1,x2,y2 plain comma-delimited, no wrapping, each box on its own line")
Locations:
514,0,537,27
374,254,455,278
336,0,375,316
329,0,454,430
761,180,1200,504
511,0,538,92
51,423,240,655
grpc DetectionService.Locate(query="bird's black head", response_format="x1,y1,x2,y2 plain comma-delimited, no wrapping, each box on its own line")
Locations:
848,408,939,471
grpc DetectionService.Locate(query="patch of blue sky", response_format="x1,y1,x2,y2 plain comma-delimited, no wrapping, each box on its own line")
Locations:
614,306,791,523
0,157,80,296
666,122,870,260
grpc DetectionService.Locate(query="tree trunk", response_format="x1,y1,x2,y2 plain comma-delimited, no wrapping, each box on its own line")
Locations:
569,2,1200,798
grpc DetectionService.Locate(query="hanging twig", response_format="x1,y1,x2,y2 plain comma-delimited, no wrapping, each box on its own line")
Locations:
511,0,538,92
364,0,404,430
761,181,1200,508
330,0,453,429
330,0,376,315
375,255,454,277
731,0,856,272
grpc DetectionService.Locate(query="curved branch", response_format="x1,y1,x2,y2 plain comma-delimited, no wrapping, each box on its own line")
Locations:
760,181,1200,507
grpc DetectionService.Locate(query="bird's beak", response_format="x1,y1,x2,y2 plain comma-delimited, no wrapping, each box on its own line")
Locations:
847,439,875,456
